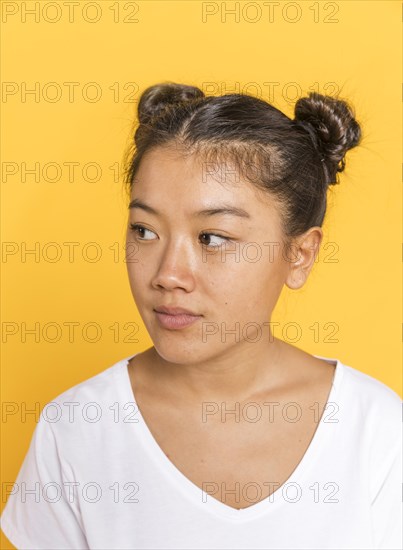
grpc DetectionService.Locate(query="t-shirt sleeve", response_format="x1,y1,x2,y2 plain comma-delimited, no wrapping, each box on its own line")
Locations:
1,413,89,550
370,421,403,549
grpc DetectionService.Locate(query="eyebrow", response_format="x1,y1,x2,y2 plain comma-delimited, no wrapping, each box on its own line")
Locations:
128,198,251,219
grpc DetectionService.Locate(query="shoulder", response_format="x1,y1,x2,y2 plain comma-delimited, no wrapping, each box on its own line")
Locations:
15,355,135,479
338,360,401,449
340,361,401,412
45,355,130,405
311,350,401,421
37,355,133,436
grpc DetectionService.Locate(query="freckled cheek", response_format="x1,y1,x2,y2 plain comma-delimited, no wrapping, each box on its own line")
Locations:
218,263,279,314
125,260,150,300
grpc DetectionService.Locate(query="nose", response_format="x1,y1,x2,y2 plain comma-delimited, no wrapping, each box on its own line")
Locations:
151,237,197,292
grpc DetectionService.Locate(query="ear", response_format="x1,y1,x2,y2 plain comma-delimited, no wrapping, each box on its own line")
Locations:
284,227,323,290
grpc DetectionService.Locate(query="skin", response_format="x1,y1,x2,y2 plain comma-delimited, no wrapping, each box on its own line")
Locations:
125,143,336,510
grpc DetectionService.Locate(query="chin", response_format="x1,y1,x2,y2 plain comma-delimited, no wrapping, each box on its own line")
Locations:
150,339,210,366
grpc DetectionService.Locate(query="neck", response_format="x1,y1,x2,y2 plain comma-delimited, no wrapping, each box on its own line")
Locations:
147,337,285,404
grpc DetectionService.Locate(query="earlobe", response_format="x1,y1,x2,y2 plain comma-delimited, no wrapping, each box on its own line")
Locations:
284,265,308,290
283,227,323,290
283,245,308,290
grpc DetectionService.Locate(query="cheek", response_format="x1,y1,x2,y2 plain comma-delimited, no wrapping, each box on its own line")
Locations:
215,258,283,312
125,237,140,265
125,252,151,300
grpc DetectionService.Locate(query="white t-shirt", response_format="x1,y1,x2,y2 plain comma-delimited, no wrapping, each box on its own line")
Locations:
1,353,402,550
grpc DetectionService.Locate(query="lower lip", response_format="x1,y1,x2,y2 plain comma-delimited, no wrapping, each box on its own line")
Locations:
154,311,202,330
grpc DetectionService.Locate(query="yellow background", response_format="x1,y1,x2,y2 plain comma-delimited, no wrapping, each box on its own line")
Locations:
1,1,401,547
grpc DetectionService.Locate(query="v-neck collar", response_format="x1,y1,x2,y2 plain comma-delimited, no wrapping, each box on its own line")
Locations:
115,352,344,521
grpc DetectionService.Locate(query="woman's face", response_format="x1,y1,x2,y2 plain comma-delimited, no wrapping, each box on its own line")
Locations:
125,145,297,365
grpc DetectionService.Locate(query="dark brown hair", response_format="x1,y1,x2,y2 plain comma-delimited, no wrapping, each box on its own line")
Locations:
123,82,362,244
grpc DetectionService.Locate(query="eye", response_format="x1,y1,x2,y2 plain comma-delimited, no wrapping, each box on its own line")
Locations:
129,223,157,241
199,232,232,248
129,224,232,248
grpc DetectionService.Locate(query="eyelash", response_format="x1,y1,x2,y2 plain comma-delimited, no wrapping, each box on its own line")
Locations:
129,223,233,248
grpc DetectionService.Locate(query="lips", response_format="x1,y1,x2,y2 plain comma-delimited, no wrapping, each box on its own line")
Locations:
154,308,202,330
154,305,201,316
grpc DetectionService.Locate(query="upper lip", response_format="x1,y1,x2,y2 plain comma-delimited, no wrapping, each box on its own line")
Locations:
154,305,201,316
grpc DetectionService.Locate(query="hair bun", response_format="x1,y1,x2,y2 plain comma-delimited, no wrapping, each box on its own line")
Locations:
137,82,205,125
294,92,361,175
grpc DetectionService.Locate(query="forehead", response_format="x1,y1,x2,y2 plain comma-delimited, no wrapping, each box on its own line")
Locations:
132,145,241,190
131,145,278,213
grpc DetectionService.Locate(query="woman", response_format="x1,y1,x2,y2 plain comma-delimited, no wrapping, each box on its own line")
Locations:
1,83,401,550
